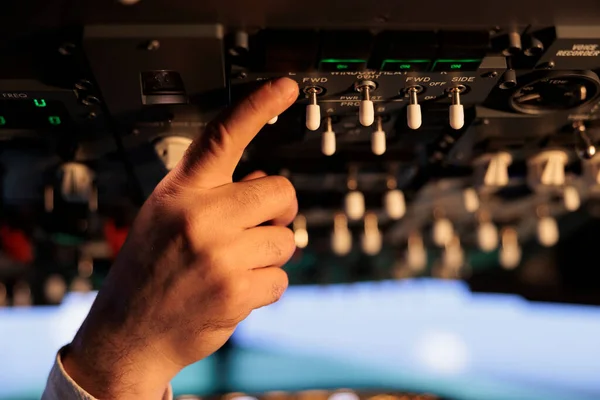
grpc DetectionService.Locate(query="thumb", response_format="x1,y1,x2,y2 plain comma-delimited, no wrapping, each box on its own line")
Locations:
175,78,298,188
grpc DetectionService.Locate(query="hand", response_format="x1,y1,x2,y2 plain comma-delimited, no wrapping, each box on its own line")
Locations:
62,78,300,399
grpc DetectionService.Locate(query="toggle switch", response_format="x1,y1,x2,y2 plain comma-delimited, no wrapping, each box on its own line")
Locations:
474,152,513,188
371,116,386,155
463,187,480,212
155,136,193,170
332,212,352,256
345,166,365,220
293,214,309,249
432,211,454,247
384,173,406,220
563,186,581,211
406,86,422,130
448,86,465,130
477,212,498,252
528,150,569,187
361,212,382,255
59,162,95,205
499,227,521,269
305,86,323,131
536,206,559,247
442,235,464,271
267,116,278,124
406,232,427,272
322,117,336,156
574,122,596,160
354,80,376,126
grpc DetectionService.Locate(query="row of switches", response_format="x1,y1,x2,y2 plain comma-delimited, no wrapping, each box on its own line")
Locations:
302,85,465,133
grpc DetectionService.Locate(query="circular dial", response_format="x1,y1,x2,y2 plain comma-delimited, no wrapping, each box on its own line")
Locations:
510,72,600,115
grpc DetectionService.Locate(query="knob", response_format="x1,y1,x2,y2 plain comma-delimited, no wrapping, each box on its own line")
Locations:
475,152,513,188
371,116,386,155
406,86,422,130
406,232,427,272
499,227,521,269
59,162,95,204
267,116,278,125
305,86,322,131
354,80,376,126
155,136,193,170
528,150,569,187
322,117,336,156
361,212,382,256
293,214,309,249
448,87,464,130
332,213,352,256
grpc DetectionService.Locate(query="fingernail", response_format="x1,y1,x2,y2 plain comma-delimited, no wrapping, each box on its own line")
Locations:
272,77,299,101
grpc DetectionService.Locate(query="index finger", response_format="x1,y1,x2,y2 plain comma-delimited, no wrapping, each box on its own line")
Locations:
177,78,299,188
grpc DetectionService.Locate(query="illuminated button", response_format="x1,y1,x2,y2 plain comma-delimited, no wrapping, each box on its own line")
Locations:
34,99,47,107
48,116,62,125
432,59,482,72
319,59,367,72
381,59,431,72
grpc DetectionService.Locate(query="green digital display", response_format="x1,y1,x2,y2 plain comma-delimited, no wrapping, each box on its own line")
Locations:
432,59,482,72
319,59,367,72
48,116,61,125
0,100,70,129
381,59,431,72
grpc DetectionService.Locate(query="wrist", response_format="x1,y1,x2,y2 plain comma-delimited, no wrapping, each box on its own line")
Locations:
62,296,181,399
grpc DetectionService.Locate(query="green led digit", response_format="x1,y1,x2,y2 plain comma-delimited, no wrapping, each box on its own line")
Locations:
48,116,61,125
34,99,47,107
0,116,5,125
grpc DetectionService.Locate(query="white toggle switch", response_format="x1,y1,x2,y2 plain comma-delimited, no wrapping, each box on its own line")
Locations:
371,116,386,155
361,213,382,255
528,150,569,187
477,221,499,252
345,190,365,220
305,87,322,131
443,235,464,271
293,214,309,249
432,217,454,247
563,186,581,211
463,188,480,212
537,216,559,247
384,189,406,220
475,152,513,188
154,136,193,171
407,233,427,272
449,87,464,130
499,228,521,269
406,87,422,130
322,117,336,156
355,80,376,126
59,162,95,204
332,213,352,256
267,116,278,124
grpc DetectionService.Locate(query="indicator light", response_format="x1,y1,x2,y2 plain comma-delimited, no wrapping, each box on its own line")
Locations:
0,116,5,125
34,99,47,107
451,64,462,69
381,59,431,72
48,116,61,125
319,59,366,72
431,59,482,72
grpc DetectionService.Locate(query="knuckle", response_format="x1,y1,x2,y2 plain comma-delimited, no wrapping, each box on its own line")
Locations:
280,228,297,256
266,176,296,203
236,181,264,207
215,276,250,303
